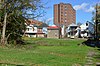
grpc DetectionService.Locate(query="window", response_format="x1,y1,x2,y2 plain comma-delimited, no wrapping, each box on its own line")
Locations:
61,18,63,20
65,20,67,22
65,8,67,10
27,28,29,31
30,28,32,31
61,12,63,14
86,23,88,26
65,14,67,16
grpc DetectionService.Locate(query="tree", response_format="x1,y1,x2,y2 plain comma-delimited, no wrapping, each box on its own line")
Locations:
92,3,100,38
42,17,52,26
96,5,100,34
77,22,82,26
0,0,45,45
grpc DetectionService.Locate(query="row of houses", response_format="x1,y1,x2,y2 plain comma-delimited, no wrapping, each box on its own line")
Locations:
67,22,94,38
24,19,94,39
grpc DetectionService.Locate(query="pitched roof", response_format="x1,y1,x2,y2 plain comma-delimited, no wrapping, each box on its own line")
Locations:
26,19,48,28
48,25,60,29
68,23,78,27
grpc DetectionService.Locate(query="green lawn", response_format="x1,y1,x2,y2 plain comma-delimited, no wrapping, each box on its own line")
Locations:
0,38,93,66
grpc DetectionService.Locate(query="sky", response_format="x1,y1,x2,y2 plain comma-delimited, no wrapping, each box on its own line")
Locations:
39,0,100,25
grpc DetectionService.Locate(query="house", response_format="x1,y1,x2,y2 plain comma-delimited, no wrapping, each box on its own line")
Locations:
36,23,48,37
25,24,37,37
66,22,94,39
25,19,48,38
79,21,94,38
61,25,67,38
66,23,78,38
47,25,61,39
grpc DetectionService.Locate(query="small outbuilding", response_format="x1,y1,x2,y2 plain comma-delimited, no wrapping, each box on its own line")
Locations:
47,25,61,39
66,23,78,38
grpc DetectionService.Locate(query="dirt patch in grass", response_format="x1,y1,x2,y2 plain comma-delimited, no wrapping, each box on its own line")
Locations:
49,52,65,57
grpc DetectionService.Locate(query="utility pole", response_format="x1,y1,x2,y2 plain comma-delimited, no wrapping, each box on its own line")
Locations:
95,3,98,40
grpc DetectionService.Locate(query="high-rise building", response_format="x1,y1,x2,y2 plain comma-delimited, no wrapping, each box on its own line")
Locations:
54,3,76,27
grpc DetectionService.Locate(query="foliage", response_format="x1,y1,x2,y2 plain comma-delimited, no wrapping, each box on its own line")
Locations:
92,4,100,34
0,0,45,44
77,22,82,26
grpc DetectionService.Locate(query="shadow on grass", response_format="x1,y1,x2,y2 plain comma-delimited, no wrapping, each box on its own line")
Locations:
0,63,24,66
81,39,100,66
81,39,100,48
4,40,38,50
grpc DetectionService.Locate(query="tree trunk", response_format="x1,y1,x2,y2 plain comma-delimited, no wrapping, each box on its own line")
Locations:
1,13,7,45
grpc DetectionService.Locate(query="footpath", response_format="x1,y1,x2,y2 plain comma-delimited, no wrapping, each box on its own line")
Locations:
85,50,95,66
85,49,100,66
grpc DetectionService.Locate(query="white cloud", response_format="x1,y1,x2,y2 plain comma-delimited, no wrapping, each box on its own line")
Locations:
46,17,53,22
73,3,95,12
73,3,88,10
85,6,95,12
42,17,53,25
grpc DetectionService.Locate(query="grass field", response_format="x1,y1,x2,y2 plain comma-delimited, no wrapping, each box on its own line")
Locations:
0,37,94,66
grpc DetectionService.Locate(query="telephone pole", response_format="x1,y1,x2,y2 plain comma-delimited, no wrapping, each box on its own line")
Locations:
95,3,99,40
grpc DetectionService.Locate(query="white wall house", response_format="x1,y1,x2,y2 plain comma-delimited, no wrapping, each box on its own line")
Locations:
66,23,78,38
25,25,48,37
24,20,48,38
79,21,94,38
61,25,66,37
25,24,38,37
66,22,94,38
